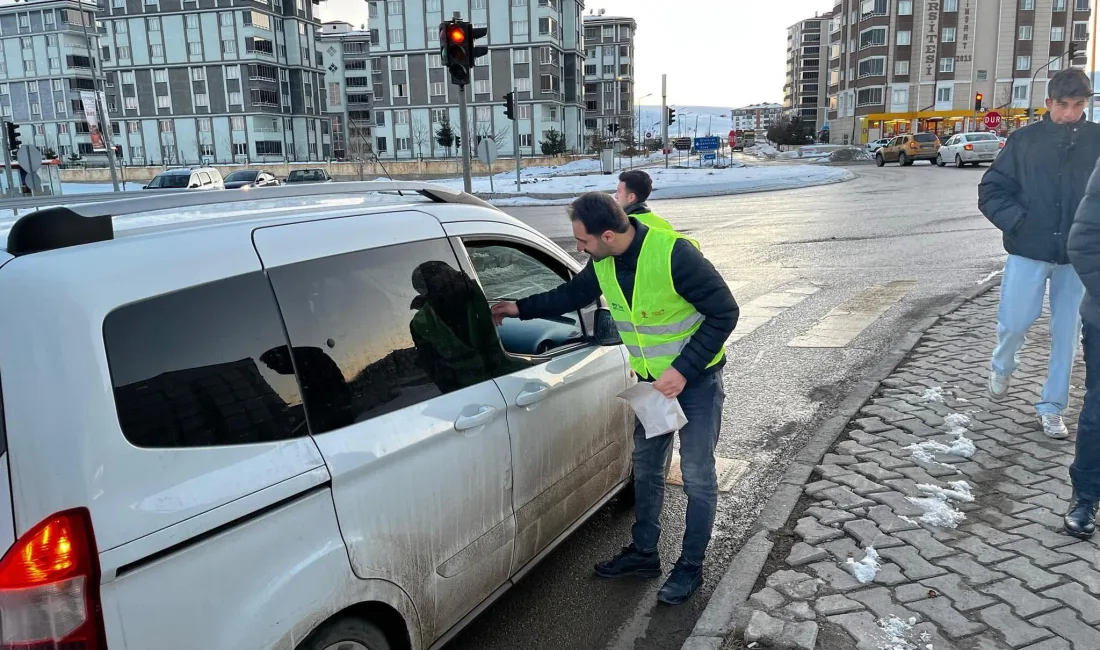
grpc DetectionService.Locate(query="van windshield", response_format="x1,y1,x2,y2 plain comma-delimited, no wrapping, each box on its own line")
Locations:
147,174,191,188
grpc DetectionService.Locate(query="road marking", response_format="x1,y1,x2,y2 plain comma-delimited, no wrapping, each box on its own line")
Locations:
667,453,750,493
788,280,917,348
726,282,822,345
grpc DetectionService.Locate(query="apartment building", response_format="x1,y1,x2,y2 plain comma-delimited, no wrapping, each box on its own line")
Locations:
826,0,1091,145
785,13,832,135
731,102,784,131
1,0,330,166
364,0,586,159
582,12,635,150
321,20,372,160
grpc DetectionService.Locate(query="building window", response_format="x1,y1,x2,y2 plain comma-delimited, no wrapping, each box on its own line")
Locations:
1018,25,1032,40
896,30,911,45
1052,26,1065,41
121,71,135,84
1054,0,1066,8
475,106,491,122
189,42,202,56
860,0,888,19
475,80,490,94
1013,84,1028,100
44,9,57,24
540,75,558,93
1073,22,1089,41
23,61,34,75
376,136,387,152
394,110,409,124
198,118,212,132
223,39,237,53
942,27,956,42
514,49,530,64
195,93,208,107
856,87,883,106
431,81,446,96
368,1,378,17
1020,0,1034,9
388,29,404,43
220,12,233,26
392,84,407,98
431,108,447,122
116,46,130,59
859,27,887,48
154,69,168,83
1049,56,1063,71
256,140,282,155
1016,55,1031,70
939,57,955,73
386,0,402,14
892,88,908,105
152,44,165,57
519,133,532,147
124,96,138,109
147,17,160,31
517,105,530,119
585,64,596,75
944,0,958,10
18,14,29,28
229,91,242,104
429,54,443,68
517,77,532,92
29,103,39,115
897,0,913,14
226,65,240,79
858,57,885,77
539,17,558,36
375,112,385,126
936,86,952,103
512,21,529,36
186,14,199,29
159,119,173,133
390,57,406,71
157,95,171,108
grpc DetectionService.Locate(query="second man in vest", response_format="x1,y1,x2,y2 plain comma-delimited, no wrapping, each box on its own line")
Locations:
491,192,739,605
617,170,675,231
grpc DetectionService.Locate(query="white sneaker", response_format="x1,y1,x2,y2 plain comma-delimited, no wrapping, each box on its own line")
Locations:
989,371,1012,400
1040,413,1069,440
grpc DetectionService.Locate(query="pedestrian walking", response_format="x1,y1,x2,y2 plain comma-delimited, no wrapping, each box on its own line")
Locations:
978,68,1100,439
490,192,738,604
616,170,675,231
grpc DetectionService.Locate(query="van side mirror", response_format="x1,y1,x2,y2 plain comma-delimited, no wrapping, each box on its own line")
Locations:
594,308,622,346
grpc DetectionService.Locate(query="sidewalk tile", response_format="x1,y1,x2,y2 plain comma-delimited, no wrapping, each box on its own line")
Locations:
850,461,904,482
812,464,851,480
1061,541,1100,565
977,604,1053,648
786,542,830,567
805,479,838,496
1051,561,1100,595
808,561,862,592
806,505,857,526
1041,582,1100,625
826,611,888,650
1018,639,1071,650
1002,467,1047,485
834,473,890,495
848,430,883,447
1001,539,1075,569
937,554,1008,586
846,586,921,623
910,597,987,638
843,519,903,548
822,452,859,465
893,528,955,559
1011,523,1079,549
814,594,864,616
1030,479,1073,502
952,536,1015,565
993,557,1061,590
794,516,844,545
819,485,876,510
1032,608,1100,649
862,450,917,470
979,578,1061,618
867,504,921,534
921,573,997,611
960,522,1025,547
878,544,947,580
1015,508,1066,529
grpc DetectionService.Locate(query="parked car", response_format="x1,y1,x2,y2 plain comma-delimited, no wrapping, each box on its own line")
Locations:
286,168,333,184
875,133,941,166
866,138,892,154
223,169,282,190
0,181,634,650
143,167,225,190
936,132,1003,168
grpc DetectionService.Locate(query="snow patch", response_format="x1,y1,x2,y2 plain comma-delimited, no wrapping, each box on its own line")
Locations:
877,616,916,650
919,387,945,403
907,481,974,528
944,413,971,430
845,546,881,583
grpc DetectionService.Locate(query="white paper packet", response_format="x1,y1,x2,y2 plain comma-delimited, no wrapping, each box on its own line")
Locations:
616,382,689,438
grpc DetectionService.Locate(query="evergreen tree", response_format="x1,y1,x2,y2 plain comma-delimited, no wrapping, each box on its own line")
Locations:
435,113,455,156
540,128,568,155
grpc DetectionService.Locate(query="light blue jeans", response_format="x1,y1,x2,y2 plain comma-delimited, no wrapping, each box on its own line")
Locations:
991,254,1085,415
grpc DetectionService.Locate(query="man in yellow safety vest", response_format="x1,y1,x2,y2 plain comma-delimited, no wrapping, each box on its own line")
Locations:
616,170,674,231
491,192,739,605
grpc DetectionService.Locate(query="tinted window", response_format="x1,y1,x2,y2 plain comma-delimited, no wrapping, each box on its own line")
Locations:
466,242,589,356
147,173,189,188
225,171,259,182
914,133,938,143
104,273,308,448
268,239,514,433
967,133,998,141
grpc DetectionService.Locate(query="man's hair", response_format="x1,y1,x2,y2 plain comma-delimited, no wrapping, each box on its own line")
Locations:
618,170,653,203
1049,68,1092,101
568,192,630,235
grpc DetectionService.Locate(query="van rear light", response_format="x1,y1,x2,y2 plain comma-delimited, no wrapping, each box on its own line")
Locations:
0,509,106,650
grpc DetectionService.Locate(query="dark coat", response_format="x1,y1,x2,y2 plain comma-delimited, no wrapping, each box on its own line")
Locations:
1069,155,1100,326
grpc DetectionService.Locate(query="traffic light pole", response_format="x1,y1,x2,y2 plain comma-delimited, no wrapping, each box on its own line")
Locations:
1,127,15,197
458,84,473,193
512,87,521,193
661,74,668,169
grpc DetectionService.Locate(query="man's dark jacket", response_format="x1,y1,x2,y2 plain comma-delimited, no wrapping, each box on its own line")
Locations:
978,114,1100,265
1069,157,1100,327
516,219,739,384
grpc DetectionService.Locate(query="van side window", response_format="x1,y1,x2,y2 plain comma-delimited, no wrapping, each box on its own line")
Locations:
267,239,510,434
103,272,308,448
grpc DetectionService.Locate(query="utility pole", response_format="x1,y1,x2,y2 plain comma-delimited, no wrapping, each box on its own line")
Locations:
458,83,472,193
661,73,668,169
79,2,120,192
1,127,14,197
1091,4,1099,120
512,87,521,192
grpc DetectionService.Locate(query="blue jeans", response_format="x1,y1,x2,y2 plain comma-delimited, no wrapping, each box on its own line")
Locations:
991,255,1085,415
631,371,726,567
1072,321,1100,502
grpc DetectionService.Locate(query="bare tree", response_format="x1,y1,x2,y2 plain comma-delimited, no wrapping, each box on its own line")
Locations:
411,117,430,158
346,120,373,180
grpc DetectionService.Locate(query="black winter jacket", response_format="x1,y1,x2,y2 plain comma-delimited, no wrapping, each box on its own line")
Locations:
1069,157,1100,326
515,219,739,383
978,114,1100,265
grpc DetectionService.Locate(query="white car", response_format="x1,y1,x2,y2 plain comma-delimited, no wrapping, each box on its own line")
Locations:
0,182,634,650
936,132,1002,168
866,138,892,153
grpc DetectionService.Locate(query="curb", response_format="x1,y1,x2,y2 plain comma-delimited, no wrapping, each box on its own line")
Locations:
680,273,1004,650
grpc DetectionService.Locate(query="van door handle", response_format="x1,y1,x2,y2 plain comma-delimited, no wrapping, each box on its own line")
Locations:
455,406,498,432
516,383,551,407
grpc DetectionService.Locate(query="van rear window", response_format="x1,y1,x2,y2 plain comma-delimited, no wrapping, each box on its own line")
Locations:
103,272,309,448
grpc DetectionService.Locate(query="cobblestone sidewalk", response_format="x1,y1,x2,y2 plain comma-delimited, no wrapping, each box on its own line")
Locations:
738,287,1100,650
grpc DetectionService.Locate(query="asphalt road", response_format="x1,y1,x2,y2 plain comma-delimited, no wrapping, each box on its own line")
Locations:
445,162,1006,650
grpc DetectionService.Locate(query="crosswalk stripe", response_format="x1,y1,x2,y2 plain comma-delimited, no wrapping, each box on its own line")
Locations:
788,280,917,348
666,451,749,493
726,282,822,345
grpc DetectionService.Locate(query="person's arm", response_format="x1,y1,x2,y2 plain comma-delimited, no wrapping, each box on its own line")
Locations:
978,135,1027,233
514,260,602,320
668,240,739,381
1069,156,1100,301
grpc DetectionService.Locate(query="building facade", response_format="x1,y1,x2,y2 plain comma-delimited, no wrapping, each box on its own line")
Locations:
582,12,634,150
785,13,831,135
1,0,330,166
731,102,784,131
362,0,587,159
320,20,372,161
827,0,1091,145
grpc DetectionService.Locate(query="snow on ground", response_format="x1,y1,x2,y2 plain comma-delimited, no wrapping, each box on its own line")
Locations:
744,143,781,159
877,617,918,650
846,546,881,583
919,387,946,403
907,480,974,528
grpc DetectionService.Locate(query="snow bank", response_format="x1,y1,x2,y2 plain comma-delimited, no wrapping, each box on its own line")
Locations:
744,143,780,159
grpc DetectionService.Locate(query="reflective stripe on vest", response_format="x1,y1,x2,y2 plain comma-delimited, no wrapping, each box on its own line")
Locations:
594,227,724,379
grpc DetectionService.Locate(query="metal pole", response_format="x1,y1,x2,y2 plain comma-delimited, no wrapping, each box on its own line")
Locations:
1,124,15,197
79,3,119,192
1091,4,1099,120
458,84,472,193
661,74,668,169
513,87,521,192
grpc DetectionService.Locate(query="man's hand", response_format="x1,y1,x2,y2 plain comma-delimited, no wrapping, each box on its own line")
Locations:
490,301,520,326
653,367,687,399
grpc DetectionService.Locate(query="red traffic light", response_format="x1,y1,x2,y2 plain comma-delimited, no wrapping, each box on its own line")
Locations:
448,26,466,44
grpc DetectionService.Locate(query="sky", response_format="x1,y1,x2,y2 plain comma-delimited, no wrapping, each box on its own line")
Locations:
317,0,835,109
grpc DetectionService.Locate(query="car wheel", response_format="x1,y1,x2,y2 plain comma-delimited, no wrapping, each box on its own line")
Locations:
955,155,965,169
875,154,885,167
899,152,910,166
936,153,946,167
300,618,392,650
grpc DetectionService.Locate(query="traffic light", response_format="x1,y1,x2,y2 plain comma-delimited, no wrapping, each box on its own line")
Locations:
974,93,983,112
1069,42,1080,63
5,121,20,152
666,107,676,126
440,20,488,86
455,134,461,148
503,91,515,121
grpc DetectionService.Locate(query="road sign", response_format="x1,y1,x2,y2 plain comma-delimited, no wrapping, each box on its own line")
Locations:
476,138,498,166
728,133,737,147
983,111,1002,130
673,137,692,151
703,153,717,161
694,136,720,151
17,144,42,172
